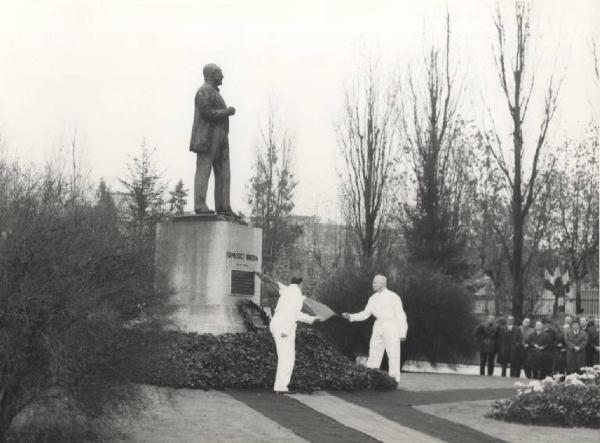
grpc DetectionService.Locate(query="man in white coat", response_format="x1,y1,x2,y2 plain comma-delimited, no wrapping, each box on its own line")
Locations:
342,275,408,383
268,276,319,393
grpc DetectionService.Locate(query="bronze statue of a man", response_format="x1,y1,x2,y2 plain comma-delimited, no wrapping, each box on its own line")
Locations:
189,63,237,216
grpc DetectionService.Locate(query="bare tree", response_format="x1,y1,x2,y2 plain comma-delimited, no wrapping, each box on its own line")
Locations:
336,59,400,263
402,14,476,276
552,125,599,311
486,1,562,320
247,106,300,274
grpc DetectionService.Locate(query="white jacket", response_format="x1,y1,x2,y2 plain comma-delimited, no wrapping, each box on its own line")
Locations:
348,288,408,339
270,283,316,335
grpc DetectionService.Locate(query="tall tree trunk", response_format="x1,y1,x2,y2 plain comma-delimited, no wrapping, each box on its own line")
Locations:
575,278,582,314
488,3,560,321
511,222,525,320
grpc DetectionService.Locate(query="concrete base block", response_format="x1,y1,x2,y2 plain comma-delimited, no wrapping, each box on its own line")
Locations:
156,216,262,334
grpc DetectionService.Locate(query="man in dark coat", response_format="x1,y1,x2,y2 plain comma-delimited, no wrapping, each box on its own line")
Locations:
555,323,570,374
475,315,498,376
497,315,522,377
584,316,599,366
520,317,533,378
189,63,237,216
565,319,588,374
527,320,553,380
542,318,559,374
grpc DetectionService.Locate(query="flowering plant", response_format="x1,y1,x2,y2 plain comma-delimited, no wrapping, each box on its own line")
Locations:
488,366,600,428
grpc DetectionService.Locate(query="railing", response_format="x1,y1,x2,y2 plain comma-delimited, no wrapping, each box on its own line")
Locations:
532,289,599,318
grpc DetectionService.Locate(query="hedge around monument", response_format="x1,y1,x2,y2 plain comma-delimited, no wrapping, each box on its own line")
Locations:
127,327,397,392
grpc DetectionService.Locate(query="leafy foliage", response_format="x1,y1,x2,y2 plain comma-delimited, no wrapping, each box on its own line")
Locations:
398,265,477,365
0,157,171,440
130,328,397,392
488,368,600,428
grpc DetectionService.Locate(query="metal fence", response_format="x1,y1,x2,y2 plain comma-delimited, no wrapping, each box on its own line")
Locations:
532,289,599,318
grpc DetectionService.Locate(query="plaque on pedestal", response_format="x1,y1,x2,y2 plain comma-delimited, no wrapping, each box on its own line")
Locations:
155,215,262,334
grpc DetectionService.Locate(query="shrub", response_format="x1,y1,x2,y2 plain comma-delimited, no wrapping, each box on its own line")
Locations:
398,265,477,365
488,367,600,428
313,263,477,366
129,328,397,392
313,265,379,359
0,160,171,440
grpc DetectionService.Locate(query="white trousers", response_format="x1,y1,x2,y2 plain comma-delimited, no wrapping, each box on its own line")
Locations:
367,319,401,382
270,321,296,392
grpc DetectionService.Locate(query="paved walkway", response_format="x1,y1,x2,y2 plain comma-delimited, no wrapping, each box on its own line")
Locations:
122,373,598,442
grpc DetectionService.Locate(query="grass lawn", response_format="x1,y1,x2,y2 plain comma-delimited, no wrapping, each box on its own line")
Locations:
415,399,600,443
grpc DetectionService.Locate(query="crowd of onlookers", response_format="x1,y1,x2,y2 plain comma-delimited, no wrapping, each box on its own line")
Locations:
475,313,600,379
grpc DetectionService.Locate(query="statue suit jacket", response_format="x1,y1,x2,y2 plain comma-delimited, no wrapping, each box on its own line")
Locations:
189,82,230,153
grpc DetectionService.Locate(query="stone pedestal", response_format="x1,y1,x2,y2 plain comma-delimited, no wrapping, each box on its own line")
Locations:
156,215,262,334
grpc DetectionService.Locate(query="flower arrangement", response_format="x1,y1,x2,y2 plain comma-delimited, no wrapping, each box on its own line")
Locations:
488,366,600,428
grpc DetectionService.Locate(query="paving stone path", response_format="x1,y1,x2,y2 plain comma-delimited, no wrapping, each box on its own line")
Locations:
122,373,597,442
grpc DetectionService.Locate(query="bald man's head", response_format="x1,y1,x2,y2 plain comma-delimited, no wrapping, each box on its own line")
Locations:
203,63,224,86
372,275,387,292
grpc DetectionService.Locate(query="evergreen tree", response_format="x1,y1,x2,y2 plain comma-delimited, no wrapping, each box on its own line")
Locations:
168,179,189,215
95,178,120,232
402,15,474,277
118,142,167,247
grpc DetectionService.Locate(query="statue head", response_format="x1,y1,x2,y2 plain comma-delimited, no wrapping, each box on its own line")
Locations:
203,63,224,87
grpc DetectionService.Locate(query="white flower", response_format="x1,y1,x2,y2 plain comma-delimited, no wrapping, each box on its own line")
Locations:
565,373,579,382
531,381,544,392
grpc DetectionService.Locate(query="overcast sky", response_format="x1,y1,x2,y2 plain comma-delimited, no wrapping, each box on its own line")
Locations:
0,0,598,220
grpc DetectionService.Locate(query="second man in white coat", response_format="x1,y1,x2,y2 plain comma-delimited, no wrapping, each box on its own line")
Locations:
342,275,408,383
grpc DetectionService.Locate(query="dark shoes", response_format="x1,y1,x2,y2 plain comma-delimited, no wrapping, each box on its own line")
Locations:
217,208,242,219
194,206,243,221
274,390,298,395
194,205,215,215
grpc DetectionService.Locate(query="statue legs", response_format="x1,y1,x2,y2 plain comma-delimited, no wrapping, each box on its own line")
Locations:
194,131,231,213
213,139,231,212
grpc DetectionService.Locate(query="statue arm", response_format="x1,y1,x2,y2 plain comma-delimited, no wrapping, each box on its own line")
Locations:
196,89,230,122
